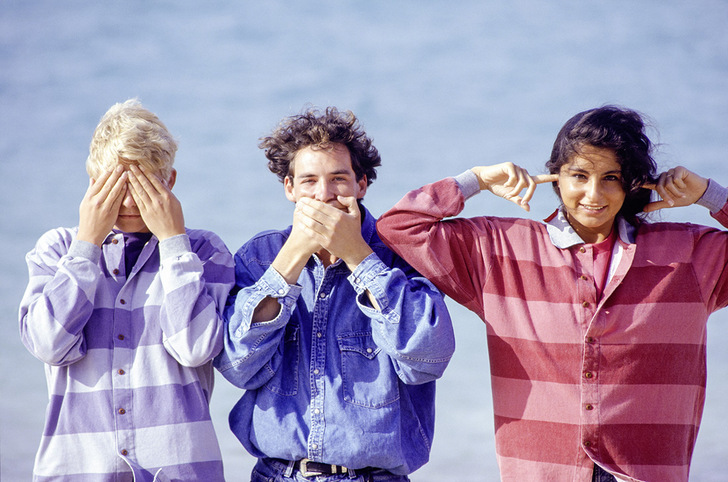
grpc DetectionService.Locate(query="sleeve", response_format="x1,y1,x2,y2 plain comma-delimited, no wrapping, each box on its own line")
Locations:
348,252,454,384
213,247,303,390
376,172,493,315
19,229,102,366
157,231,235,367
693,179,728,311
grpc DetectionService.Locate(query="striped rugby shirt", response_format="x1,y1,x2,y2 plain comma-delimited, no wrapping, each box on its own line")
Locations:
376,171,728,482
19,228,234,481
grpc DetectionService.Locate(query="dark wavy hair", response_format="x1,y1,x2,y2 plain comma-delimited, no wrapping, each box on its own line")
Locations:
545,105,658,225
259,106,381,186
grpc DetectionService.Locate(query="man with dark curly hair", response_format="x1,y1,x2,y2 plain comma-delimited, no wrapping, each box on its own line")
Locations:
215,107,454,481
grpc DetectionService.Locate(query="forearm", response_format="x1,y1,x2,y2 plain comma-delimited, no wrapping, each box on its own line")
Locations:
215,266,301,388
376,174,491,313
19,238,101,365
698,179,728,226
158,234,235,366
350,254,455,384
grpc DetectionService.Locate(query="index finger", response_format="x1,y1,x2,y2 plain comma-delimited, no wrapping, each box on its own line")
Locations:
533,174,558,184
130,164,168,194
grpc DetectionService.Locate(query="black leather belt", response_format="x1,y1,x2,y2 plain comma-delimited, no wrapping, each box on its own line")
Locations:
292,458,350,477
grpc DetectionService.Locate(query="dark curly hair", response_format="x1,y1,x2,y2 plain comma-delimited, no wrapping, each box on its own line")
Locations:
546,105,658,225
259,106,381,186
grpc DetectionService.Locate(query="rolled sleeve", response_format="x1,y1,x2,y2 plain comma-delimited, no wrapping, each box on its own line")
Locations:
696,179,728,213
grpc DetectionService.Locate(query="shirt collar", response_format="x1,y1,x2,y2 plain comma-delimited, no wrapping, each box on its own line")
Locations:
544,207,636,249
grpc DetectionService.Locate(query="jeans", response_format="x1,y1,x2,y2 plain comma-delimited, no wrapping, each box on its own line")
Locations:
250,458,410,482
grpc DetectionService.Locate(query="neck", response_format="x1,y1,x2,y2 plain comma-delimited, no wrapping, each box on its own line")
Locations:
316,249,338,268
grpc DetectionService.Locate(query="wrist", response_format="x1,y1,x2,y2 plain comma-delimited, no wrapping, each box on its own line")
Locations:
76,228,107,247
343,245,374,273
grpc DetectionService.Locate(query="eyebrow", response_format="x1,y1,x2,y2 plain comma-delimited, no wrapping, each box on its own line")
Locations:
296,169,354,178
565,166,622,175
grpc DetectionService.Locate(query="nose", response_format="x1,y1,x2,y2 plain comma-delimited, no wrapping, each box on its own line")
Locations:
584,177,604,201
313,179,335,203
121,185,136,208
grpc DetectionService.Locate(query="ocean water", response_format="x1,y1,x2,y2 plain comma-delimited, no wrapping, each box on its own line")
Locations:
1,1,727,480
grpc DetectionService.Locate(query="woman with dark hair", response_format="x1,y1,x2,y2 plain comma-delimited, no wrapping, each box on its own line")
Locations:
377,105,728,481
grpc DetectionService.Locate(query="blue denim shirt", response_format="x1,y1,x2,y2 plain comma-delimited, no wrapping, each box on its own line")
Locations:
214,206,454,475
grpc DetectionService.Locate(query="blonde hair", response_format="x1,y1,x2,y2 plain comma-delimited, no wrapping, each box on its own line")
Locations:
86,99,177,180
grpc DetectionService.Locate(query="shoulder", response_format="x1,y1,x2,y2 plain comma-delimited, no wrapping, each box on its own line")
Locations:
232,228,292,265
33,227,77,254
185,228,231,255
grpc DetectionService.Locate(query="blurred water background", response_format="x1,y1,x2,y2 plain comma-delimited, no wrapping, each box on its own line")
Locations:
2,1,727,480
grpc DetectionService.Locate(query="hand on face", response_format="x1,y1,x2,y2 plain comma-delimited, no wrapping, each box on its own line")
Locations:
77,166,128,246
126,164,185,240
294,195,372,269
642,166,709,213
472,162,557,212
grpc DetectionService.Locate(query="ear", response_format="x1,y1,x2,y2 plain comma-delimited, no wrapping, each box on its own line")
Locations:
284,176,296,202
356,175,368,199
167,169,177,189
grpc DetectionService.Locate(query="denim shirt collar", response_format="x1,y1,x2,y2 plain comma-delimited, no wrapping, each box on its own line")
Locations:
544,207,637,249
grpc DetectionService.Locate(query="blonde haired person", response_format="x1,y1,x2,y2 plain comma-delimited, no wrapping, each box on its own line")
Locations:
19,99,234,481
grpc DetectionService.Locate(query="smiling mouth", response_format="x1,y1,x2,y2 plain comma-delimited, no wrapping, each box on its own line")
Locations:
580,205,607,212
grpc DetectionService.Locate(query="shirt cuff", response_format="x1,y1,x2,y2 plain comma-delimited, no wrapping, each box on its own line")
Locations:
348,253,389,306
158,234,192,260
695,179,728,213
454,170,482,200
68,239,102,264
260,266,302,307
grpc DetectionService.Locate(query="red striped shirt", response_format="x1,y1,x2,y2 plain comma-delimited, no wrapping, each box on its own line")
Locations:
377,176,728,481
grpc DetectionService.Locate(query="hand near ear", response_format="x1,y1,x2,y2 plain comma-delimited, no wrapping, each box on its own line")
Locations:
642,167,708,213
471,163,557,212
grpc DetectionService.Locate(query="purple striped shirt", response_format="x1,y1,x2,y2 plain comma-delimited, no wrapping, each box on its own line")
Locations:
377,172,728,482
19,227,235,481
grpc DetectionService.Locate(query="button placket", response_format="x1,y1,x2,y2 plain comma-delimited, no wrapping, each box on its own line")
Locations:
308,266,331,460
580,328,600,453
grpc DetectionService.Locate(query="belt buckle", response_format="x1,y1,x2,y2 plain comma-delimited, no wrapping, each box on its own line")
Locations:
299,459,323,478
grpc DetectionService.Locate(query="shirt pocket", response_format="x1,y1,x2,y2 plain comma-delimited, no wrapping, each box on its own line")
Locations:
338,331,400,408
265,322,300,396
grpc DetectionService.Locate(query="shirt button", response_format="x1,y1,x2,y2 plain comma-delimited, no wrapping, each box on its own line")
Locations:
585,404,594,410
119,299,126,305
579,247,586,253
580,275,588,281
312,444,319,449
313,369,320,375
112,239,119,245
586,336,595,344
584,371,594,379
366,348,373,354
583,441,592,448
314,408,321,414
117,369,125,375
316,332,322,338
582,301,590,308
277,289,285,295
113,269,120,275
319,292,326,299
117,334,125,341
121,449,128,456
118,408,126,414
